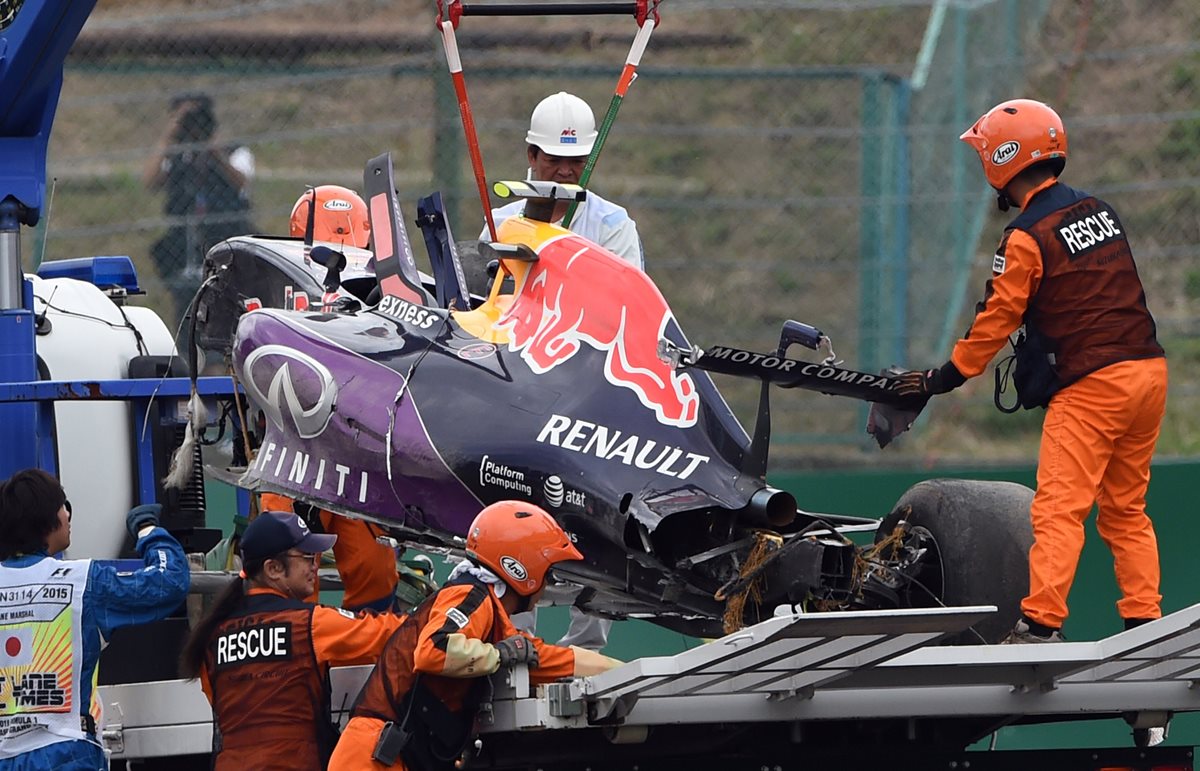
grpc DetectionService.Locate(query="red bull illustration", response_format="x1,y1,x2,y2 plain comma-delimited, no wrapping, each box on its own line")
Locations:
497,231,700,428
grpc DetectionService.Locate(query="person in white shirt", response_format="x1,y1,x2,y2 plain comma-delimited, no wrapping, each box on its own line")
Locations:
143,92,256,322
482,91,644,271
484,92,641,651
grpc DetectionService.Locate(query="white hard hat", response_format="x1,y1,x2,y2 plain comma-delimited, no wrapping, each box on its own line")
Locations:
525,92,597,157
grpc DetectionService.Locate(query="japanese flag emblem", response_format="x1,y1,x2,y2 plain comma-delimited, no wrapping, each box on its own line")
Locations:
1,628,34,668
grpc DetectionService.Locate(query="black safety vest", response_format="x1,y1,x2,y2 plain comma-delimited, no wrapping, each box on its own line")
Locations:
1004,182,1163,386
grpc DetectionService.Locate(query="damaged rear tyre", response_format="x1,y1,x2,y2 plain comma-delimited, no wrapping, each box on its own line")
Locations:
874,479,1033,645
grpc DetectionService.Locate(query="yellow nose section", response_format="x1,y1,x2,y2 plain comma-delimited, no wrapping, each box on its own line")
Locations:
451,216,569,343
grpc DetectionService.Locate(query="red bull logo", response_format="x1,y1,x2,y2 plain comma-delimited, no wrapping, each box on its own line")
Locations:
497,235,700,428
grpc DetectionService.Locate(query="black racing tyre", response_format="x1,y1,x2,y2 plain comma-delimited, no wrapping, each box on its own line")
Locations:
874,478,1034,645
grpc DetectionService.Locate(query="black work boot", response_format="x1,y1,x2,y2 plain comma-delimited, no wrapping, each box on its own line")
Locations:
1001,617,1064,644
1123,617,1158,631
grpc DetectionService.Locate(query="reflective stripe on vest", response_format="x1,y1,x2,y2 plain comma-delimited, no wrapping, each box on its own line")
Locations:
351,578,500,725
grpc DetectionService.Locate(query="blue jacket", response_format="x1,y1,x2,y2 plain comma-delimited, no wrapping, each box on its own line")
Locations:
0,527,190,770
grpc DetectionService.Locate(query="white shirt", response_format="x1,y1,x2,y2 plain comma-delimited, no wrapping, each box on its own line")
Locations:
228,146,256,188
482,190,644,271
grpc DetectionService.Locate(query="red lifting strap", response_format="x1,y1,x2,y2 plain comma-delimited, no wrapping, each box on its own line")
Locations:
635,0,662,26
435,0,463,30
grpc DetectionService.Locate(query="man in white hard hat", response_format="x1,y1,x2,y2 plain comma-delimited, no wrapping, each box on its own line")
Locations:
484,91,644,270
481,100,630,653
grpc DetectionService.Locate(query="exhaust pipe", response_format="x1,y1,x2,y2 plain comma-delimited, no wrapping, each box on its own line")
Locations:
737,486,797,529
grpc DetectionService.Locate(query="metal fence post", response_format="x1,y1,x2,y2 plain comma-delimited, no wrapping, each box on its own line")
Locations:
859,71,882,376
884,75,911,368
432,65,465,235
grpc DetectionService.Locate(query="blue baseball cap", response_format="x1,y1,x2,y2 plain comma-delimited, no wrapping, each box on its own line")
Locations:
240,510,336,563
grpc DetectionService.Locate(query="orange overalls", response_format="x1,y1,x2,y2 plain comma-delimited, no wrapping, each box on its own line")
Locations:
949,179,1167,630
260,492,400,612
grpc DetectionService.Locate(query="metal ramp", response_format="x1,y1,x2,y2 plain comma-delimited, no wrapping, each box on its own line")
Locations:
486,602,1200,731
803,602,1200,721
486,605,994,731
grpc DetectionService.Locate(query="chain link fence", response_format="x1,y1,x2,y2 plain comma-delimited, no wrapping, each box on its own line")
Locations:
28,0,1200,463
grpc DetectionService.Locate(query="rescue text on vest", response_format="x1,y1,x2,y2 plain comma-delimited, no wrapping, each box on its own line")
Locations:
1055,207,1123,258
216,623,292,668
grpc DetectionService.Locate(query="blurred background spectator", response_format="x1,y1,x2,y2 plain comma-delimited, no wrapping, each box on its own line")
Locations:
142,92,256,323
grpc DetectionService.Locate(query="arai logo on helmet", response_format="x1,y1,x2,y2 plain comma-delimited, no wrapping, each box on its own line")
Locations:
500,556,528,583
991,141,1021,166
323,199,354,211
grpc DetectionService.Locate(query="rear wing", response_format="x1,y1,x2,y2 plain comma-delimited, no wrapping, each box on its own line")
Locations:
661,339,925,410
660,321,929,455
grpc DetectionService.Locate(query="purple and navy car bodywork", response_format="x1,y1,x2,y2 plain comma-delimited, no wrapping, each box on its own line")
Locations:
208,200,1021,642
218,225,803,633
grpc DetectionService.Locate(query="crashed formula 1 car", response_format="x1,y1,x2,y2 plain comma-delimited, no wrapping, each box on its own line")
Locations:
203,174,1033,644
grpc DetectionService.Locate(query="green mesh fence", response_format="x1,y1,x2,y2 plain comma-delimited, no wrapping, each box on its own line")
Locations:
28,0,1200,463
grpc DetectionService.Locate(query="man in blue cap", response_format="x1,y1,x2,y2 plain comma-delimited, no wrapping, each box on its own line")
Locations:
180,510,404,770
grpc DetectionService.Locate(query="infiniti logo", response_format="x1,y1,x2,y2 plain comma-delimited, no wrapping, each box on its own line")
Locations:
242,345,338,439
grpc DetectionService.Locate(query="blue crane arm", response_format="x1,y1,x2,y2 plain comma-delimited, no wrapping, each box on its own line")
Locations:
0,0,97,225
0,1,97,479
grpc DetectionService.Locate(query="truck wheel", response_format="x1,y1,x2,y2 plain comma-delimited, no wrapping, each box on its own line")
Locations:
874,479,1034,645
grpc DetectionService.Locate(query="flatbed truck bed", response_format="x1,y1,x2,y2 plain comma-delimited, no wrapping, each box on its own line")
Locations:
99,603,1200,770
